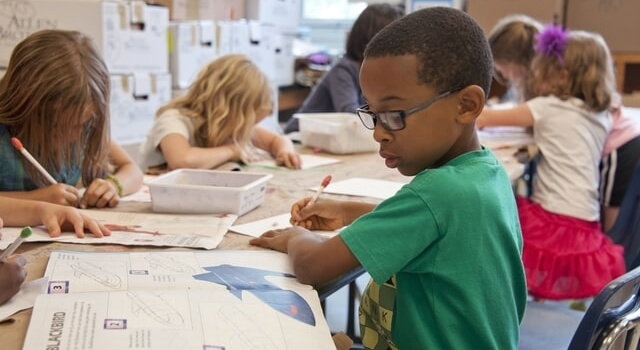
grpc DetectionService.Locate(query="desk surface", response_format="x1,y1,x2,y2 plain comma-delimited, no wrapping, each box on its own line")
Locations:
0,147,524,350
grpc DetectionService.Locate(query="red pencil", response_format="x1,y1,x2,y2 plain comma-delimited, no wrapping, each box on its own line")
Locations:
307,175,332,207
11,137,57,185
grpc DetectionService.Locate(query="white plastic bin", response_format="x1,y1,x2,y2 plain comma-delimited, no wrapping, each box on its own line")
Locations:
146,169,272,215
295,113,378,154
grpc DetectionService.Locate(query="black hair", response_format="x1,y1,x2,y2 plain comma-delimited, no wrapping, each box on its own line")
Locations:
365,7,493,96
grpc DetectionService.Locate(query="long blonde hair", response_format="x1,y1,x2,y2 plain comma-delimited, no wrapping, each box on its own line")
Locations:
0,29,111,187
157,54,271,152
532,30,615,112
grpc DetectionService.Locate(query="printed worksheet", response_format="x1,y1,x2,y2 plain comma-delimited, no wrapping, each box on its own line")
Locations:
0,210,237,250
22,250,336,350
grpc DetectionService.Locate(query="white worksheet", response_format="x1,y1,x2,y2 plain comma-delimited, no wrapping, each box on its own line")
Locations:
0,210,237,250
313,177,407,200
21,250,335,350
251,153,341,170
229,213,339,238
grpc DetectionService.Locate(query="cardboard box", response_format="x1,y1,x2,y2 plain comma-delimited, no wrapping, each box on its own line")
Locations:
151,0,244,20
245,0,300,34
110,73,172,145
146,169,273,215
466,0,564,35
566,0,640,52
169,20,217,89
296,113,378,154
0,0,168,73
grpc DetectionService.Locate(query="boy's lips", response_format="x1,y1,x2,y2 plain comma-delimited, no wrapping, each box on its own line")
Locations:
380,151,400,168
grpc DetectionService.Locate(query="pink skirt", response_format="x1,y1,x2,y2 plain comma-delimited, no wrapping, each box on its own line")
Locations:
517,197,626,300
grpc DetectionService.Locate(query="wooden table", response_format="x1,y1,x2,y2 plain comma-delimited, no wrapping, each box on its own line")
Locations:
0,147,524,350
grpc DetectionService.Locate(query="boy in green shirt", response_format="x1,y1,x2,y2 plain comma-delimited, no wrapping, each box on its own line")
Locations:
251,7,526,349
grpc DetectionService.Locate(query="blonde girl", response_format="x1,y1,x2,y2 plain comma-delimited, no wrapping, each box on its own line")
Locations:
488,14,543,102
0,29,143,208
478,27,625,300
140,54,301,171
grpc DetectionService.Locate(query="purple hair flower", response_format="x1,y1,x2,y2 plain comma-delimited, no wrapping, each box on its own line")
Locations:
534,24,568,62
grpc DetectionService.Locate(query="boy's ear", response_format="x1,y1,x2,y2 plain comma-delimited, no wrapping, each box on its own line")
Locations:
455,85,485,124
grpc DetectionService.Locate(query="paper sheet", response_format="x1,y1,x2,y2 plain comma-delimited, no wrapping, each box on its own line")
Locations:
229,213,338,238
0,277,48,322
20,250,336,350
0,210,237,250
313,177,406,200
251,154,341,169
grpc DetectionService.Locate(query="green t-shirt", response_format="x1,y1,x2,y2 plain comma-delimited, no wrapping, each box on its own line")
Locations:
341,148,526,349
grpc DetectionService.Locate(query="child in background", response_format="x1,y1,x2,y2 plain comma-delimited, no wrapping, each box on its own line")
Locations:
140,54,301,171
488,16,640,233
252,7,526,349
488,14,542,103
0,198,110,304
283,3,404,133
0,30,143,209
600,93,640,232
477,26,625,299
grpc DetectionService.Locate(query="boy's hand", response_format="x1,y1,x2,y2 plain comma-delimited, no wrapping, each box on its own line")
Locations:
36,202,111,238
291,198,346,231
79,178,119,209
250,226,309,253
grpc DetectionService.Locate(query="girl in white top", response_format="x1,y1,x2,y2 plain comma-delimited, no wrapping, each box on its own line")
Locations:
477,26,625,300
139,54,301,172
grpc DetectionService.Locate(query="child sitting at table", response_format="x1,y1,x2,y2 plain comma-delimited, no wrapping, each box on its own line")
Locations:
283,3,403,133
487,15,640,234
251,7,527,349
0,30,143,209
477,25,625,300
0,198,110,305
139,54,301,172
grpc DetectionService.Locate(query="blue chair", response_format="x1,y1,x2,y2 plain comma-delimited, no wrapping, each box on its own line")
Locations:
607,163,640,270
567,265,640,349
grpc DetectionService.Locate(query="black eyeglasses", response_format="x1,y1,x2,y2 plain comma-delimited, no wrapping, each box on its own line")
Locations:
356,88,462,131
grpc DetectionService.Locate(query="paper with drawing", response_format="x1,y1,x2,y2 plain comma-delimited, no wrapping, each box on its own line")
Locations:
21,250,335,350
0,210,237,250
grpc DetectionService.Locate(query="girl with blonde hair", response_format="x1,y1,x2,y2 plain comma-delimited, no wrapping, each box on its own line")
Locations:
478,27,625,300
488,14,543,102
140,54,300,171
0,29,143,208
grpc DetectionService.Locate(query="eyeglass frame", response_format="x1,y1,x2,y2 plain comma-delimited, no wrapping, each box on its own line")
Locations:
356,87,463,131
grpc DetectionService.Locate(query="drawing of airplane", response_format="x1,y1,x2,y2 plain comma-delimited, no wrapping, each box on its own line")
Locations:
193,265,316,326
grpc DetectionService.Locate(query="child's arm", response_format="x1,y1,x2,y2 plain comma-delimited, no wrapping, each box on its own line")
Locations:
476,104,534,128
252,126,302,169
251,228,361,285
79,141,144,208
159,133,242,170
0,198,110,237
108,141,143,196
0,184,80,207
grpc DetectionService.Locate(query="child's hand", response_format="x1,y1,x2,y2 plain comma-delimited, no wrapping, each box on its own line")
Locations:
275,150,301,169
34,183,80,207
36,202,111,238
291,198,346,231
0,254,27,305
79,178,119,209
249,226,308,252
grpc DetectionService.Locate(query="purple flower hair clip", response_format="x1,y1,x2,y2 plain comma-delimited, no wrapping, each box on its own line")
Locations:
535,24,569,62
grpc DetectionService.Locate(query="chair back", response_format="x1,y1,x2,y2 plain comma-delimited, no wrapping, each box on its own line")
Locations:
567,266,640,349
608,163,640,270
